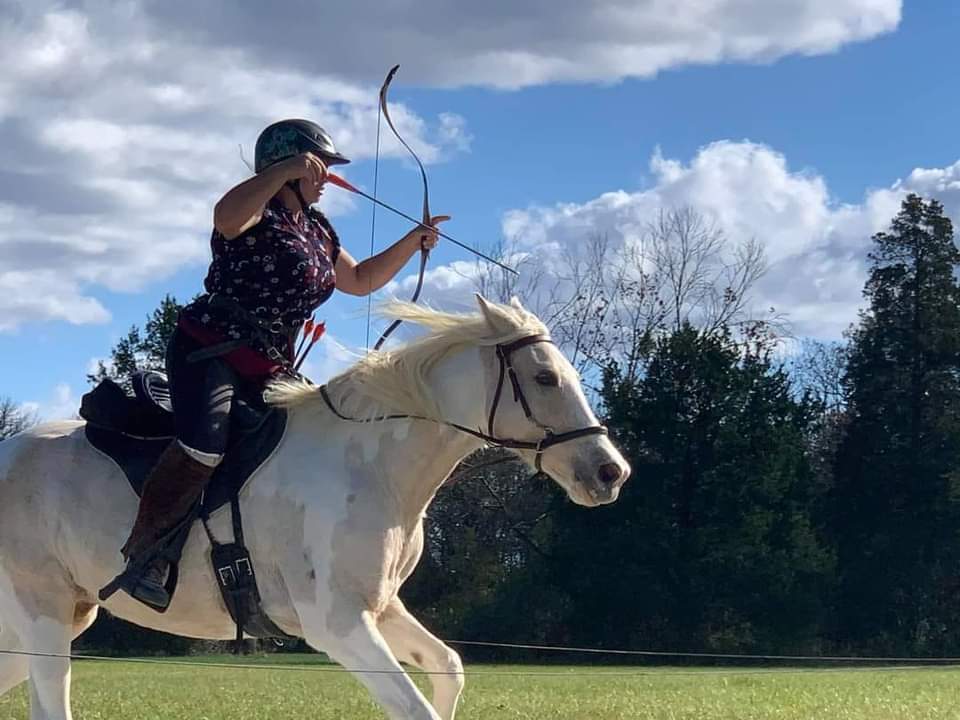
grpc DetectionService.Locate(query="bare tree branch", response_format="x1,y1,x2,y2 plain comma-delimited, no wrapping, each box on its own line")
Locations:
790,339,849,411
471,205,775,385
0,397,39,441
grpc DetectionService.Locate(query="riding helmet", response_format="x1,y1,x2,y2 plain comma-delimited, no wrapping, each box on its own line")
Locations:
254,119,351,172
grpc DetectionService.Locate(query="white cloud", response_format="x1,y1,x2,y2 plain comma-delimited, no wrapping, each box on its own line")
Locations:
0,268,110,330
894,161,960,218
129,0,901,89
0,0,902,332
26,382,80,421
401,141,960,341
0,3,464,332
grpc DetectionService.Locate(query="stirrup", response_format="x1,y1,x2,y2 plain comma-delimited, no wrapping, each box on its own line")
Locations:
98,511,195,610
107,562,171,612
99,553,172,610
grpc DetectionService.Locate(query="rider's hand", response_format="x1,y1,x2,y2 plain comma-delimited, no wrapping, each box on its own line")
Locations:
410,215,451,252
276,152,328,189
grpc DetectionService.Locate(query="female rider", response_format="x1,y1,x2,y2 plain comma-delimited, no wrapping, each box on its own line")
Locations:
112,119,447,610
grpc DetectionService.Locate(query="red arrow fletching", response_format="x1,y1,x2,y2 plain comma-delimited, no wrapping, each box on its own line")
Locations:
327,173,359,194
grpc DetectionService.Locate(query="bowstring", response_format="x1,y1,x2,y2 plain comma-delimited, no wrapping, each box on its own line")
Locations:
365,97,384,352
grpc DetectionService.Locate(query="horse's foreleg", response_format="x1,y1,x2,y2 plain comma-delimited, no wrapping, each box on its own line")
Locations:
378,600,464,720
0,620,29,697
1,589,78,720
299,605,441,720
25,614,74,720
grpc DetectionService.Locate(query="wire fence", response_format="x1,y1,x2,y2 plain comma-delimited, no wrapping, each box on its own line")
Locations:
3,638,960,679
446,638,960,663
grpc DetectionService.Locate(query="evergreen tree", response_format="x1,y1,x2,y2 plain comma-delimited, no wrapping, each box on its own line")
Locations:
87,294,183,391
831,194,960,653
548,324,833,653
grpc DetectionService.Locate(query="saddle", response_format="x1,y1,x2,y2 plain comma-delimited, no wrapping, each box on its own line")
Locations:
81,371,293,643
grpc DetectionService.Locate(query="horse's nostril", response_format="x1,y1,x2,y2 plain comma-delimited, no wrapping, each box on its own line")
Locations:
597,462,622,486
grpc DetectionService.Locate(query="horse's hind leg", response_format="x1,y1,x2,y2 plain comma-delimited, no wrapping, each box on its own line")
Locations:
26,606,76,720
0,619,29,697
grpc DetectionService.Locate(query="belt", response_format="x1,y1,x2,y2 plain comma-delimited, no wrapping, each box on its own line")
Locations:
186,295,301,367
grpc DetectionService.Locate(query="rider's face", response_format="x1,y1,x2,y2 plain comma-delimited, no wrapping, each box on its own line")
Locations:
301,177,323,205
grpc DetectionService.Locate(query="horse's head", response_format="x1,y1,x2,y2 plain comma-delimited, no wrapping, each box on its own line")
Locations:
268,295,630,507
474,295,631,507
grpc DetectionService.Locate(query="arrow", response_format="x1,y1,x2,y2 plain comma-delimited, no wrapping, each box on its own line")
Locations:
294,316,314,359
326,172,518,276
295,321,326,371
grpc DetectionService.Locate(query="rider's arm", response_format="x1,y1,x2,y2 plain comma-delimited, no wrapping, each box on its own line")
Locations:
213,154,326,240
335,217,446,296
334,230,426,296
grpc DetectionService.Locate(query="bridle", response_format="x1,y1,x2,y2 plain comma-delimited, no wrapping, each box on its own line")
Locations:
485,334,607,471
319,334,608,472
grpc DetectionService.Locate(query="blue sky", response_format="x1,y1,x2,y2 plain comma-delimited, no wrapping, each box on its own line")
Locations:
4,0,960,419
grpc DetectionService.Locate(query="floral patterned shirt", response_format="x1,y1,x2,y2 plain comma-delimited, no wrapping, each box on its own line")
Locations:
179,198,340,376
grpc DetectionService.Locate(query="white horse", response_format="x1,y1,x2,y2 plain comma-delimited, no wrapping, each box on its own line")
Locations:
0,295,630,720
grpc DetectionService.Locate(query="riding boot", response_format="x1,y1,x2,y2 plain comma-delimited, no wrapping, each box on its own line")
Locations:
116,441,217,610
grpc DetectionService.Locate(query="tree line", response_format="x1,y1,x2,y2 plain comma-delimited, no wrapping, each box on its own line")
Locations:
413,194,960,659
3,193,958,659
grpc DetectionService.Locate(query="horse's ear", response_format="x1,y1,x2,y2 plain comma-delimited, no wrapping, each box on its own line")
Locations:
509,296,524,311
475,293,508,330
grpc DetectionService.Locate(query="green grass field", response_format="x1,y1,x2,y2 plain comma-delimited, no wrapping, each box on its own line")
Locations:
2,655,959,719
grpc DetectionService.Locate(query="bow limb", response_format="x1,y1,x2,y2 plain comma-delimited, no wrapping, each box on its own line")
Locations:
374,64,431,350
379,64,431,246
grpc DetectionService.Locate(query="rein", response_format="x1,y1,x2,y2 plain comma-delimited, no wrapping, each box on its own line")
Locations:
319,334,607,471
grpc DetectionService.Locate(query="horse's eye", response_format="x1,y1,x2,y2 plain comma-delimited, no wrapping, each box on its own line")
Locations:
535,370,560,387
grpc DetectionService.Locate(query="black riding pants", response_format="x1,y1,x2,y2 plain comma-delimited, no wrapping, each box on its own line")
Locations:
165,327,249,459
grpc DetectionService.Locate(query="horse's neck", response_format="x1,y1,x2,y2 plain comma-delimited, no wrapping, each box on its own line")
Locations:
372,420,482,523
374,345,489,520
290,345,490,522
389,345,490,517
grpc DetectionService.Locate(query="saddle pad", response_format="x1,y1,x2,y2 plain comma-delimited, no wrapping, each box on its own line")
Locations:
85,409,287,515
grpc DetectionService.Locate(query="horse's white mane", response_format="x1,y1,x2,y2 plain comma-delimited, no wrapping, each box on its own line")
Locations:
264,297,548,420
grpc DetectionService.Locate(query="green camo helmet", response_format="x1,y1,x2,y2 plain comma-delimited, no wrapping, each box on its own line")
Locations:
254,119,350,173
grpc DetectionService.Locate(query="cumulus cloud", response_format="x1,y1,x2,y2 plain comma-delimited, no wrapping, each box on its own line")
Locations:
139,0,901,89
0,2,463,332
22,382,80,421
0,264,110,330
0,0,902,332
399,141,960,341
